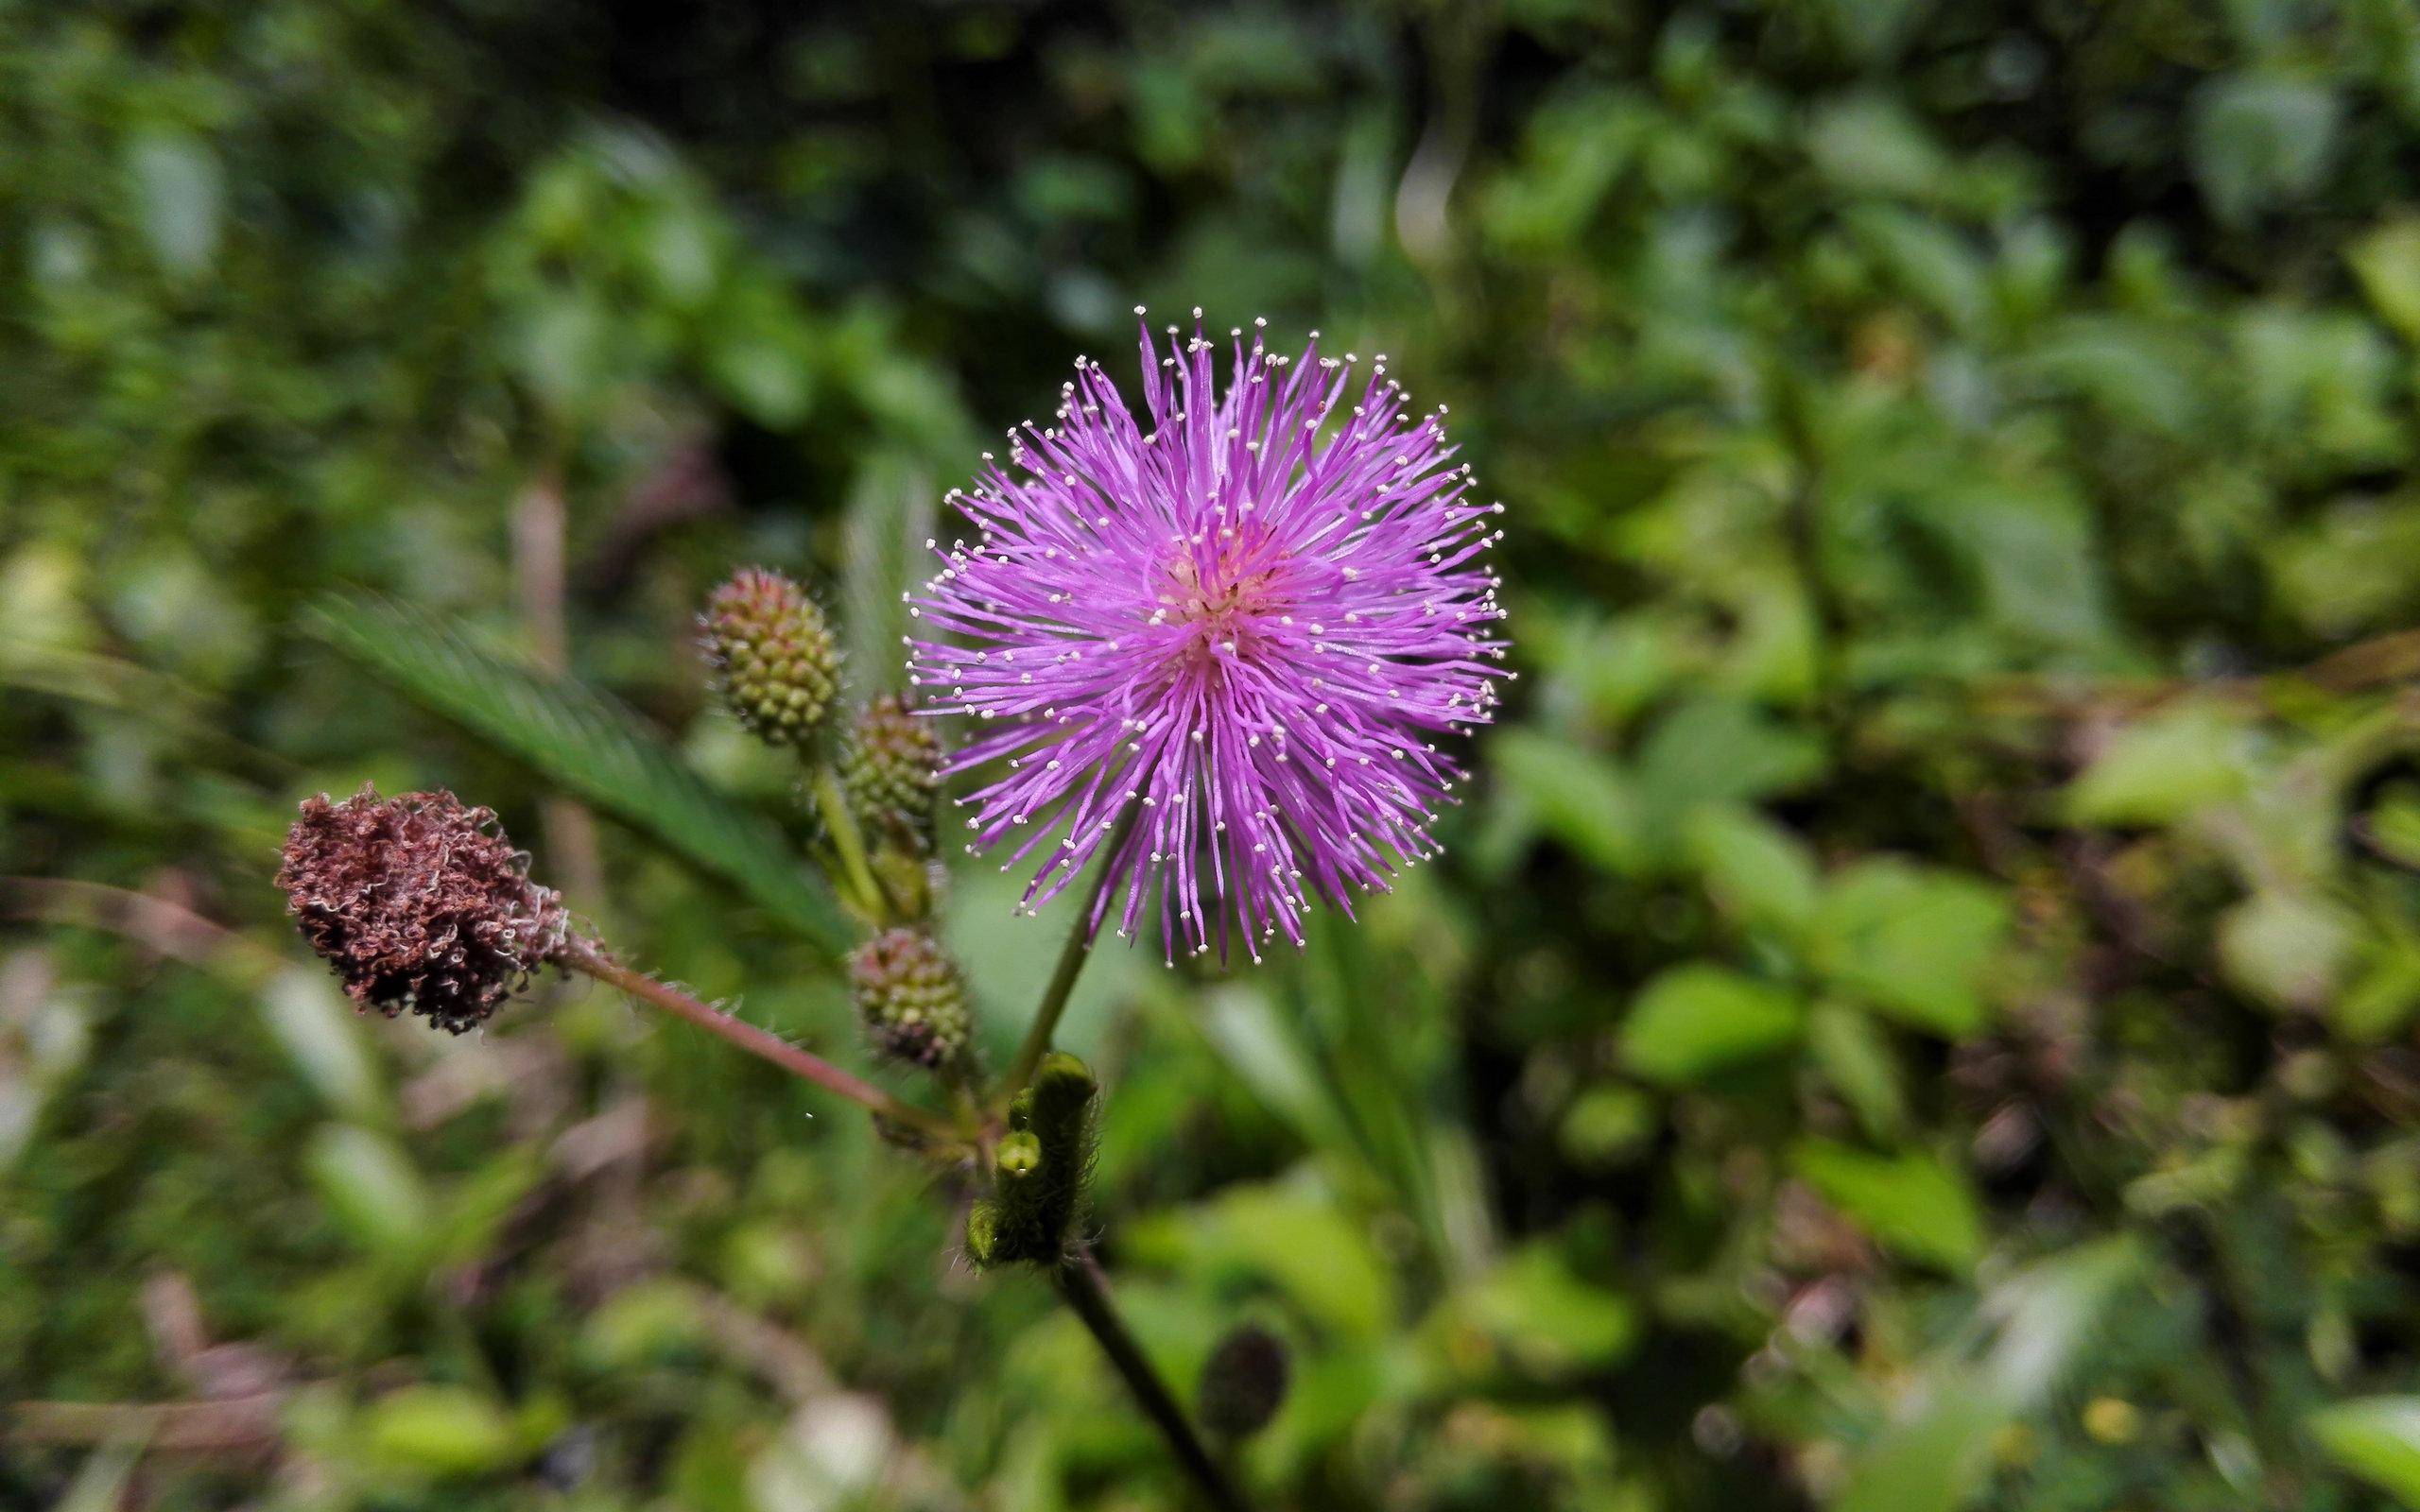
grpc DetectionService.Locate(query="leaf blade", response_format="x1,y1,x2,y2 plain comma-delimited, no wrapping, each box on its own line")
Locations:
305,593,848,951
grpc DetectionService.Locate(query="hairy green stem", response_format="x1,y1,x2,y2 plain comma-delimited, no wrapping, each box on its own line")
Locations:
1053,1250,1250,1512
1004,807,1141,1094
566,943,956,1142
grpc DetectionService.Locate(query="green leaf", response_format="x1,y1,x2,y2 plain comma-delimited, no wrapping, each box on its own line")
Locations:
359,1384,524,1477
1849,205,1989,332
2065,704,2257,827
1618,964,1802,1084
2217,888,2357,1010
838,455,937,690
1685,804,1820,935
1452,1242,1638,1376
307,593,848,950
1833,1389,2006,1512
1494,730,1648,874
2339,933,2420,1040
1980,1239,2142,1399
1836,1240,2141,1512
128,132,223,277
307,1125,432,1256
1810,860,2009,1037
1809,95,1953,200
1193,985,1357,1160
1632,697,1827,819
1807,1002,1908,1138
1559,1085,1658,1168
1123,1183,1394,1340
260,967,385,1120
2309,1397,2420,1508
2190,74,2340,227
2350,215,2420,344
1794,1139,1984,1273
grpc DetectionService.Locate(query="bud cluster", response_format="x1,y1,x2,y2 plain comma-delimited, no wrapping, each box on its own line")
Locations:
838,694,942,851
965,1051,1099,1268
700,567,839,747
850,927,971,1070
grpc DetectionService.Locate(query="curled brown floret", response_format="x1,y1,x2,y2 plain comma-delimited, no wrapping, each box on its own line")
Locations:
277,786,573,1033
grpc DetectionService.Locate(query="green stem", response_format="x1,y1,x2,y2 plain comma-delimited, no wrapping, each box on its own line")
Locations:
812,763,887,924
566,943,957,1143
1053,1250,1251,1512
1008,901,1098,1094
1005,807,1141,1094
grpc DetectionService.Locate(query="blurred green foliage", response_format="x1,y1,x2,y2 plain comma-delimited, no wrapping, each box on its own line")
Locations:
10,0,2420,1507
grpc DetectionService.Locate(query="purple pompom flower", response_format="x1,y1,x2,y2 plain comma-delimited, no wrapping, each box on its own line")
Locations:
908,312,1508,960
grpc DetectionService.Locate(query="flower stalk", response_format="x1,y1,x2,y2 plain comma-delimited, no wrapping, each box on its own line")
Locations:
1005,804,1140,1095
273,312,1502,1510
1052,1248,1251,1512
561,940,959,1144
811,761,889,924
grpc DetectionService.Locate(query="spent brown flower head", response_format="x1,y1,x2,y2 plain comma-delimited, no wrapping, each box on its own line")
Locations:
278,785,573,1033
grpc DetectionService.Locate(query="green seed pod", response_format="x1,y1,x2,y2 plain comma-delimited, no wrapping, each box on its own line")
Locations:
700,567,839,747
849,928,971,1071
1197,1323,1290,1441
838,694,942,851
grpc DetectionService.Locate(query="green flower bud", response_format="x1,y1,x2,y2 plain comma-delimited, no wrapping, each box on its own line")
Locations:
996,1130,1042,1178
972,1052,1100,1268
964,1200,1001,1267
700,567,838,747
849,928,970,1071
1197,1323,1289,1442
838,694,942,851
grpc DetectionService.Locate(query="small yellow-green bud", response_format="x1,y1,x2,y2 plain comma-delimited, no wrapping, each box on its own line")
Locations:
700,567,838,747
849,928,971,1071
965,1200,1001,1267
838,694,942,851
996,1130,1042,1178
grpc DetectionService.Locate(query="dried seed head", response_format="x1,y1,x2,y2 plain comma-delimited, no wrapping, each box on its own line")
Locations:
838,694,942,851
701,567,839,747
277,786,572,1034
849,927,970,1071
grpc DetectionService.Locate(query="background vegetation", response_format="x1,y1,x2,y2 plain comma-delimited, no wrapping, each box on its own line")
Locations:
11,0,2420,1506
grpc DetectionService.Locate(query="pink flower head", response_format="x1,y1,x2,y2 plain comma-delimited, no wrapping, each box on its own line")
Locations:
909,312,1509,960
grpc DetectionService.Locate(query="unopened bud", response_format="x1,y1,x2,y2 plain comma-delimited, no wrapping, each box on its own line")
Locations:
971,1051,1100,1268
996,1130,1042,1178
278,786,574,1034
964,1200,1002,1267
838,694,942,850
1198,1323,1289,1441
700,567,838,747
849,928,970,1071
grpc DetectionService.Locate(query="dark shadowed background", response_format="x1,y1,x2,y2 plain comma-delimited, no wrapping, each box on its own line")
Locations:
10,1,2420,1508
